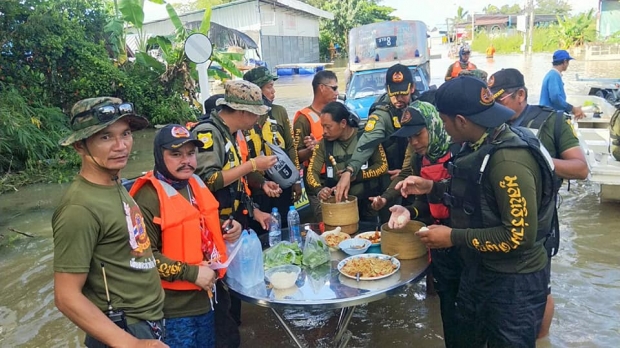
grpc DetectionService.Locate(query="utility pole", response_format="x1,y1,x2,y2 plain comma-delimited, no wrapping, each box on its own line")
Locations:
471,12,475,44
528,0,535,54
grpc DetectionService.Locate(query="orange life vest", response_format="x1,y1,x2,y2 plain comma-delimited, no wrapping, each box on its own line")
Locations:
419,152,452,222
129,172,228,291
294,107,324,167
451,61,476,78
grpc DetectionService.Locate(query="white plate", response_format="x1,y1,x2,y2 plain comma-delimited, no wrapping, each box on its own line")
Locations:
355,231,381,246
337,253,400,281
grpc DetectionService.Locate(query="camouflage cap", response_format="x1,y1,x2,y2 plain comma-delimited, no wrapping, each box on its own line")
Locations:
59,97,149,146
458,69,488,81
216,80,270,115
243,66,278,88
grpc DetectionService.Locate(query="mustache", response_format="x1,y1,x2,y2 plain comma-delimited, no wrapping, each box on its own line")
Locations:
176,164,196,172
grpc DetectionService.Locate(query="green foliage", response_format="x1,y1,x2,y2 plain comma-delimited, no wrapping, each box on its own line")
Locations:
471,28,558,53
551,10,597,48
311,0,398,58
483,4,522,15
535,0,572,15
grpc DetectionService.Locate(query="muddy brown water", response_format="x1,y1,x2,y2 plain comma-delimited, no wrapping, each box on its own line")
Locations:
1,51,619,347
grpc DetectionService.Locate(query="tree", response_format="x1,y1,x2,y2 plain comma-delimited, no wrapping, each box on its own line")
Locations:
499,4,522,15
483,5,501,14
535,0,572,15
551,9,596,48
172,0,235,14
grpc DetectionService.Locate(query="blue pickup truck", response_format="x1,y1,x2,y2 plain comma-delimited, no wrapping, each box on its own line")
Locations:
342,20,431,122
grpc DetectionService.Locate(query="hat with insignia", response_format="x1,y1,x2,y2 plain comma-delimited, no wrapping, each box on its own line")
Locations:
59,97,148,146
391,107,427,138
386,63,414,97
487,68,525,98
435,76,514,128
154,124,204,150
216,80,270,115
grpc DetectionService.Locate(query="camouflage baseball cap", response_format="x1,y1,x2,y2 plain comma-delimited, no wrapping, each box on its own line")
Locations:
216,80,270,115
458,69,488,81
243,66,278,88
59,97,149,146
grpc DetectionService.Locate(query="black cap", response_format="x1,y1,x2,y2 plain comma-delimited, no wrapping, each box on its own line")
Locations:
203,94,225,115
488,68,525,98
391,107,427,138
435,76,515,128
386,63,413,97
155,124,204,150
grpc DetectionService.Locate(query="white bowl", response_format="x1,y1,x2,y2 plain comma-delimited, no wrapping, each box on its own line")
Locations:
265,265,301,289
339,238,371,256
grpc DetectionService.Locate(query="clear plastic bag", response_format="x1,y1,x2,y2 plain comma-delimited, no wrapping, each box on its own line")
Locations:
226,229,265,288
302,229,330,269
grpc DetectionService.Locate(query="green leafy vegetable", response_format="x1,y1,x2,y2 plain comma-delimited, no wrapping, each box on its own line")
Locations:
263,242,302,270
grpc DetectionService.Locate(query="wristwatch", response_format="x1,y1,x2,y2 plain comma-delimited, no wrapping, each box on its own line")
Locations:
342,167,353,175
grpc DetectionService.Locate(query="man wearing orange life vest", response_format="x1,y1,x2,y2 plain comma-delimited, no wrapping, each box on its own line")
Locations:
293,70,339,167
131,124,243,348
445,46,477,81
293,70,339,219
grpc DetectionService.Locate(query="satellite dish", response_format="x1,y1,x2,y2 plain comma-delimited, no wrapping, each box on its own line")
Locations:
184,33,213,64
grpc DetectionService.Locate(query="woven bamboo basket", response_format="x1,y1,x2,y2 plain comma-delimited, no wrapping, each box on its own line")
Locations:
380,220,427,259
321,196,359,235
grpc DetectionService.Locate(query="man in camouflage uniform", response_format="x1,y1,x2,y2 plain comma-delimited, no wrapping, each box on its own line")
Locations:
334,63,438,205
191,80,278,347
243,67,301,227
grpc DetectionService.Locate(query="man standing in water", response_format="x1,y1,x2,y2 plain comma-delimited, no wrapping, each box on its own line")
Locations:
445,46,477,81
489,68,589,339
540,49,585,120
52,97,167,347
130,124,243,348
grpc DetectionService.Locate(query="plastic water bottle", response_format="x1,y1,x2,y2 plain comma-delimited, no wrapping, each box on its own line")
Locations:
287,206,301,246
268,207,282,247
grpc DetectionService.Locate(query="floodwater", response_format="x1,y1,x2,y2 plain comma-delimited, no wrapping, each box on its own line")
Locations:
1,49,620,347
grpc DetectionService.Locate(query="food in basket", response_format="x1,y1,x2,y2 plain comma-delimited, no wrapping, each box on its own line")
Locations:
340,256,397,278
357,230,381,244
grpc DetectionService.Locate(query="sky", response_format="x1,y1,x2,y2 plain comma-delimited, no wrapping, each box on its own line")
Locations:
144,0,601,25
381,0,600,29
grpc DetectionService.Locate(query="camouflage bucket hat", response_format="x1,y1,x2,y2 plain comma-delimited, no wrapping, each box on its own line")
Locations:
458,69,489,81
59,97,149,146
216,80,270,115
243,66,278,88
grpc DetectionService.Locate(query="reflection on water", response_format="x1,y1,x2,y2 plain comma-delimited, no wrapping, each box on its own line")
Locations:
1,50,620,347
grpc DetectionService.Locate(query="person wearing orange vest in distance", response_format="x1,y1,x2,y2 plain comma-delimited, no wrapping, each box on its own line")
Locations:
191,80,278,348
486,43,496,59
130,125,243,348
383,107,462,348
445,46,477,81
293,70,339,220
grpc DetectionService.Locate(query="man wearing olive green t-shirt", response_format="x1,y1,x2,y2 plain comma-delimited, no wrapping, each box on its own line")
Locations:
52,97,166,348
489,68,589,339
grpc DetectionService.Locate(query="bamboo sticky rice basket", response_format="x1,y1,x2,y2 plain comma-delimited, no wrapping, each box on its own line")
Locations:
381,220,427,259
321,196,359,235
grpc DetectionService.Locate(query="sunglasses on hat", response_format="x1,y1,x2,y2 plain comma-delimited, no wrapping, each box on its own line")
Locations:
71,103,135,130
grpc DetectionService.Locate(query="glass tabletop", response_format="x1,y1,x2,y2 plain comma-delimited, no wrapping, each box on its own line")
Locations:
225,223,429,310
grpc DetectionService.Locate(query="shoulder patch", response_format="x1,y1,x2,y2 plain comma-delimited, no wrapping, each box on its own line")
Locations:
365,119,377,131
566,119,577,137
197,131,214,151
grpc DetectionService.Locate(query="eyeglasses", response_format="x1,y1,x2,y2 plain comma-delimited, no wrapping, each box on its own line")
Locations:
71,103,135,130
498,93,514,103
321,83,338,91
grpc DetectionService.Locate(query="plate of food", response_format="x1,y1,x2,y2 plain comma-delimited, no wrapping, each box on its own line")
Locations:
337,253,400,281
322,227,351,251
355,230,381,246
